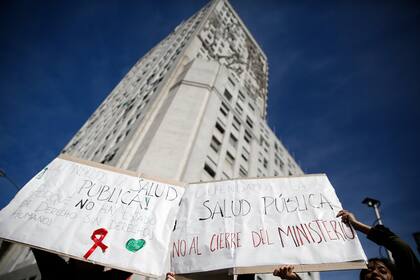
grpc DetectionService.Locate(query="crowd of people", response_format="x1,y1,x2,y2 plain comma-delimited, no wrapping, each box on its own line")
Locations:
33,210,419,280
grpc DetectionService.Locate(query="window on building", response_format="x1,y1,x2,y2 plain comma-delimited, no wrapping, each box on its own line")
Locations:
215,122,225,134
204,163,216,178
241,154,247,162
210,136,222,153
258,152,263,163
248,102,255,111
228,77,235,87
101,148,118,164
229,133,238,148
224,89,232,101
207,156,217,167
241,148,249,162
232,116,241,131
263,158,268,169
260,135,270,150
226,151,235,165
238,91,245,102
235,103,243,115
246,116,254,128
244,129,252,144
275,155,284,169
239,166,248,177
220,102,229,117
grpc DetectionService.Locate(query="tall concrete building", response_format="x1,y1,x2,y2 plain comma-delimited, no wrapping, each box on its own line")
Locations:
0,1,318,280
63,0,302,182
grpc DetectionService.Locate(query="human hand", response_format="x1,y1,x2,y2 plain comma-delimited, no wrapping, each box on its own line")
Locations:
273,265,301,280
336,209,371,234
336,209,357,225
166,272,176,280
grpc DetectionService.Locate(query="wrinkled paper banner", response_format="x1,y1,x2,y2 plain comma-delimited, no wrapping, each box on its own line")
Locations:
0,156,184,277
171,175,367,273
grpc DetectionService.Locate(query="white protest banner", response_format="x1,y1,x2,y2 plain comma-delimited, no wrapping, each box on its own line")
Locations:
0,155,185,277
170,174,367,274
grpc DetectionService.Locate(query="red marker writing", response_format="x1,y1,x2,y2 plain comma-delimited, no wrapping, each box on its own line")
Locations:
83,228,108,259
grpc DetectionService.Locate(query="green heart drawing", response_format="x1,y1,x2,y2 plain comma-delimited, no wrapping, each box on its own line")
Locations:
125,238,146,252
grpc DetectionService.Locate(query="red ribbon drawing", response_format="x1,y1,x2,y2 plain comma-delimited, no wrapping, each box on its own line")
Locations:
83,228,108,259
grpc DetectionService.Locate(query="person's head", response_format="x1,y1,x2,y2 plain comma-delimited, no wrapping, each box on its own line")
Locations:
360,258,396,280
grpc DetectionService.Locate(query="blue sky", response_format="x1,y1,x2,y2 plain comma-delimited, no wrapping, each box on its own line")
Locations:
0,1,419,279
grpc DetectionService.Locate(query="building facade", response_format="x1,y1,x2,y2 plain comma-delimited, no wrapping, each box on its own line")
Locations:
62,0,302,182
0,1,318,280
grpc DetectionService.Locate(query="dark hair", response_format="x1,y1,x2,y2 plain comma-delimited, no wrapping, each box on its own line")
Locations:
359,258,397,280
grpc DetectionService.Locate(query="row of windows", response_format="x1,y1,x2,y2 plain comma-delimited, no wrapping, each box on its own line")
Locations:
204,146,292,180
204,99,253,180
65,7,206,162
203,91,300,180
224,88,255,113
